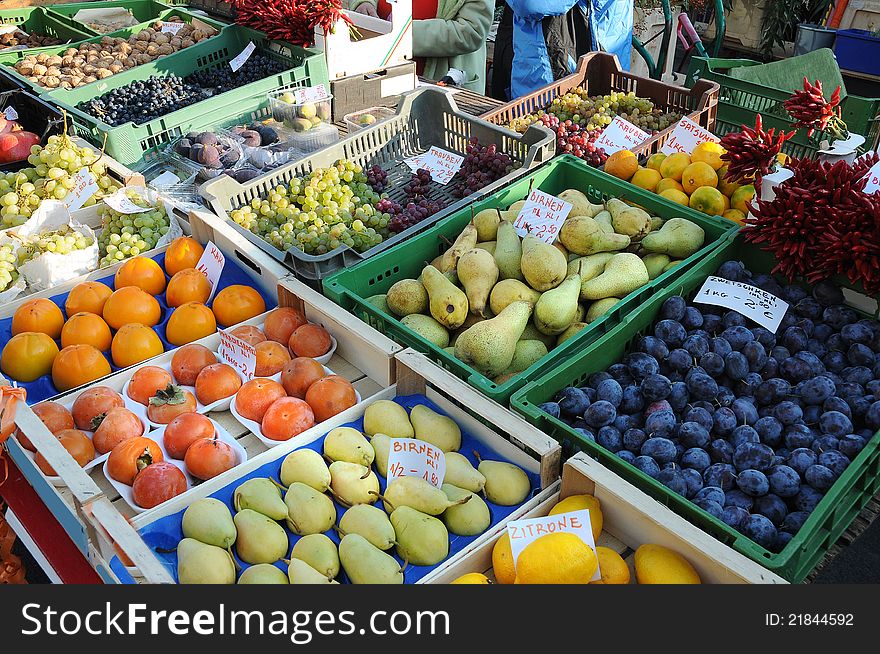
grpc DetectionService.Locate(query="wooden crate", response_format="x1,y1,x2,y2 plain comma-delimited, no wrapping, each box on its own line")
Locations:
83,348,561,584
430,453,789,584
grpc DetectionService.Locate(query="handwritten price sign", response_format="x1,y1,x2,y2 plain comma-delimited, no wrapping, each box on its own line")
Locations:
864,160,880,194
386,438,446,488
103,189,149,214
218,329,257,380
594,116,649,154
513,188,572,243
161,22,185,34
194,240,225,301
229,41,255,72
4,106,18,121
63,169,99,211
694,276,789,333
660,117,720,155
404,146,464,185
506,510,601,581
293,84,330,105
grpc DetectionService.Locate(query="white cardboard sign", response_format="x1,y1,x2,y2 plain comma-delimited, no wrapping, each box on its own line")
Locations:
63,169,99,211
103,189,149,214
694,275,789,333
293,84,330,104
513,188,572,243
404,146,464,185
594,116,650,154
386,438,446,489
660,116,720,155
506,510,601,581
218,329,257,381
161,22,185,34
194,240,225,300
229,42,256,72
863,160,880,194
4,106,18,121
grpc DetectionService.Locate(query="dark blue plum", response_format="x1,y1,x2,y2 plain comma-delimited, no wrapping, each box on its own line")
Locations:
781,326,808,353
716,260,747,281
695,486,725,506
654,319,687,348
867,379,880,397
623,428,648,453
588,372,613,389
674,443,686,460
807,339,828,358
781,285,809,304
799,376,836,406
775,401,803,426
607,363,634,386
681,468,704,498
804,464,835,491
781,511,810,534
799,398,822,423
741,341,768,373
822,396,851,419
784,424,814,450
838,382,866,399
811,435,839,454
633,455,661,478
812,279,844,306
613,414,639,433
624,352,660,382
730,425,760,448
572,418,589,431
557,387,590,417
721,505,750,529
771,345,792,361
721,325,754,351
754,416,783,448
795,297,822,319
865,401,880,430
724,351,749,381
659,295,687,321
596,379,623,408
683,334,710,359
640,374,672,403
756,378,791,406
667,382,689,411
584,400,617,428
794,351,824,376
657,468,688,496
713,407,737,436
703,463,737,491
678,422,710,449
721,311,747,329
637,335,670,361
708,439,734,464
819,410,852,437
597,426,623,452
794,486,825,512
703,313,723,333
733,442,774,472
751,326,777,348
754,493,788,526
732,398,759,426
794,317,815,338
753,273,784,297
761,357,779,378
742,514,778,550
787,447,818,476
619,385,644,414
687,372,718,400
698,352,724,377
848,343,874,367
768,465,801,498
736,469,770,497
724,489,754,510
847,396,872,422
813,323,834,343
780,357,812,383
818,450,851,477
685,406,713,431
645,410,676,440
736,372,763,398
842,322,873,345
580,387,597,403
694,499,724,519
538,402,561,419
645,400,673,416
823,305,857,329
716,385,736,407
711,336,733,357
616,450,636,465
640,437,677,463
574,428,596,442
664,349,692,376
682,306,704,330
681,447,711,472
839,434,867,459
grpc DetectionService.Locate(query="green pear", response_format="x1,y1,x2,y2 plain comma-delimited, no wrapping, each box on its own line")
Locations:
280,449,330,492
363,400,413,438
642,253,671,279
370,433,392,477
534,272,581,335
519,322,557,349
440,222,477,272
386,279,428,317
502,339,548,375
559,189,603,217
329,461,380,506
410,404,461,451
457,248,498,317
568,253,615,290
556,322,588,345
339,533,404,584
478,460,531,506
290,533,339,579
233,509,289,565
366,294,389,313
441,484,491,536
474,240,496,255
381,475,469,515
238,563,288,584
390,506,449,566
607,198,651,238
581,253,649,300
520,235,567,292
489,278,541,315
650,215,664,231
585,297,620,323
455,300,532,378
233,478,288,521
450,312,488,347
593,210,614,234
663,259,683,272
575,302,586,322
640,217,705,258
338,503,396,550
324,426,375,467
444,452,486,493
559,215,630,256
473,207,502,241
507,199,527,214
287,557,338,584
284,482,336,535
421,265,468,329
181,498,236,549
401,314,450,347
493,220,524,281
177,538,236,584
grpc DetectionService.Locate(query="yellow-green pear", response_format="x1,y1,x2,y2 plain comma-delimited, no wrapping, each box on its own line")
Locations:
473,207,502,241
444,452,486,493
421,264,468,329
457,248,498,317
489,278,541,315
369,433,392,477
280,449,330,492
382,475,470,515
663,260,683,272
493,220,524,281
559,189,603,217
329,461,380,506
177,538,236,584
642,253,671,279
366,294,389,313
474,240,496,255
401,314,450,347
534,272,581,335
410,403,461,451
363,400,414,439
285,482,337,536
441,484,491,536
575,302,586,322
507,199,527,214
559,214,630,256
287,557,338,584
502,339,548,375
324,426,374,467
454,300,532,378
238,563,288,584
557,322,588,345
478,460,531,505
338,503,396,549
581,253,649,300
390,506,449,566
440,222,478,272
607,198,651,238
593,210,614,233
181,498,236,549
290,533,339,579
520,235,567,291
586,297,621,323
519,322,557,349
568,252,614,286
233,478,288,521
450,311,486,346
640,218,705,258
386,279,428,317
650,215,664,231
233,509,289,565
339,533,404,584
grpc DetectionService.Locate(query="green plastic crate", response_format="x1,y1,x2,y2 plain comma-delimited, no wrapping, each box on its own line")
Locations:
686,56,880,159
511,234,880,582
0,7,93,56
47,1,194,36
45,26,329,166
323,154,738,404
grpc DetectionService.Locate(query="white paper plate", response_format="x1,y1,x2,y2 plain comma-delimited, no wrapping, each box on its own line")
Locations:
104,419,247,514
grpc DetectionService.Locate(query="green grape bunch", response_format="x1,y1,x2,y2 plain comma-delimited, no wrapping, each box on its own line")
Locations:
15,224,95,267
97,189,171,266
0,243,20,293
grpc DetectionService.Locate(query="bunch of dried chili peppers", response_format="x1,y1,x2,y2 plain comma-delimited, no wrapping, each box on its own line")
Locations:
231,0,352,48
783,77,849,143
720,114,795,185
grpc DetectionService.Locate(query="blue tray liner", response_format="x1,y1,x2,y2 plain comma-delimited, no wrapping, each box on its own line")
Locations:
1,250,277,405
109,394,542,584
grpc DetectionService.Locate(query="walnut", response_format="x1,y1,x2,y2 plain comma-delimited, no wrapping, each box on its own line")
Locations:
132,41,148,52
181,38,194,48
59,80,73,89
61,55,74,66
73,56,86,66
42,76,60,88
135,53,151,65
146,44,159,57
46,55,63,67
118,43,132,55
45,66,61,77
157,44,174,56
109,63,123,73
97,68,113,79
82,64,97,76
142,27,156,37
100,36,114,46
123,57,137,68
83,76,98,84
169,37,182,48
36,53,49,63
18,64,34,76
191,29,207,42
136,31,151,42
64,48,78,57
32,63,48,76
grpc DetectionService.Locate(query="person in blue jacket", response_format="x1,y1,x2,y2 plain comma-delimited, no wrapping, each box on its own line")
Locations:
490,0,634,101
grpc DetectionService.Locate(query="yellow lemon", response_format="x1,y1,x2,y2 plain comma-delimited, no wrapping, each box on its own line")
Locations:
492,532,517,584
451,572,491,584
691,141,726,171
646,152,667,172
634,544,701,584
723,209,746,225
659,152,691,181
604,149,639,180
717,164,741,197
630,167,663,192
515,532,597,584
730,184,756,214
681,161,718,194
549,494,603,540
660,188,690,206
656,178,685,194
590,547,631,584
689,185,726,216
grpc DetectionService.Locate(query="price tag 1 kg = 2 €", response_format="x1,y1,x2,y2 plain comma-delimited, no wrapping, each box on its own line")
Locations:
694,275,789,333
386,438,446,489
194,240,225,301
506,510,601,581
218,329,257,381
513,188,572,243
229,41,256,73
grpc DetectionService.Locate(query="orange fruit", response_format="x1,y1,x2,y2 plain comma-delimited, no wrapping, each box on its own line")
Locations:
111,323,164,368
688,186,727,216
164,237,204,277
656,178,685,194
1,332,59,382
103,286,162,330
646,153,666,172
255,340,291,377
194,363,242,405
165,302,217,346
288,323,332,358
35,429,95,476
236,378,287,422
12,298,64,339
280,357,326,399
261,396,315,441
114,256,167,296
71,387,124,431
65,281,112,317
659,152,690,181
691,141,726,171
630,167,663,193
716,164,741,197
212,285,266,327
305,375,356,422
61,312,112,351
171,344,217,386
730,184,756,214
52,344,112,392
723,209,746,225
15,401,74,452
229,324,266,346
659,188,690,207
604,150,638,180
681,162,718,195
127,366,174,406
263,307,307,344
165,268,211,308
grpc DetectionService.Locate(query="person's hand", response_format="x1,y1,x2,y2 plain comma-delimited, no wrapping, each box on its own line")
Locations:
354,3,378,17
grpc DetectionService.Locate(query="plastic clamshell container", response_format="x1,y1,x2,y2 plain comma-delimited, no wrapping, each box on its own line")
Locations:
267,87,333,130
285,121,339,153
344,106,396,132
